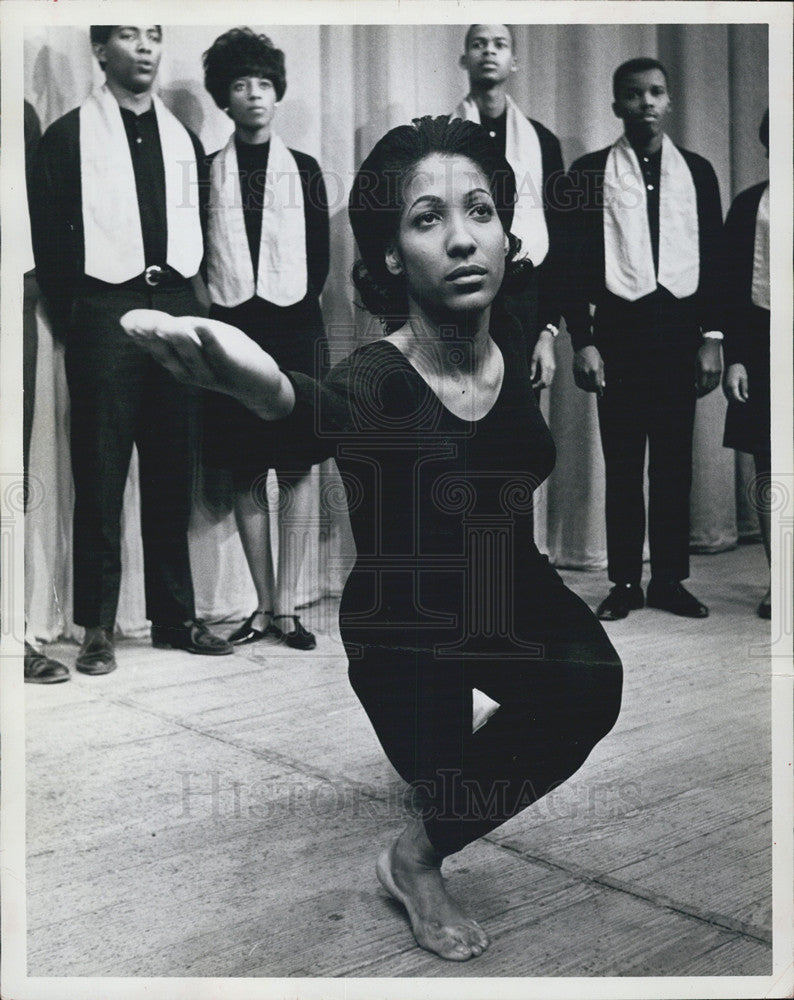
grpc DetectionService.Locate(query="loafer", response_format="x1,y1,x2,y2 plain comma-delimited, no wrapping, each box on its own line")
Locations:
271,615,316,651
75,627,117,675
152,619,234,655
228,610,273,645
646,580,708,618
596,584,644,621
24,641,70,684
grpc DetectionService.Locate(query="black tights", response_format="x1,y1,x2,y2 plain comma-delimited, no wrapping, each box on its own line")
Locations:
347,591,623,857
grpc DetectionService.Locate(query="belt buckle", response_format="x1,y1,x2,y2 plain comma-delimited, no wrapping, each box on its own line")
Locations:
144,265,163,287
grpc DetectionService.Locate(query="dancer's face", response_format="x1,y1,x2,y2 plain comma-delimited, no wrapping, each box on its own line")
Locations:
226,76,278,134
385,153,507,320
613,68,671,139
95,26,162,93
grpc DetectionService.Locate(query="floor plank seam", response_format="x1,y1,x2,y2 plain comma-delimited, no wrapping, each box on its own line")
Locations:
483,838,772,946
97,693,392,798
84,692,772,949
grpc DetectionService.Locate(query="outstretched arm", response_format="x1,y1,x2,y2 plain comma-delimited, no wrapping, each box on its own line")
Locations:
121,309,296,421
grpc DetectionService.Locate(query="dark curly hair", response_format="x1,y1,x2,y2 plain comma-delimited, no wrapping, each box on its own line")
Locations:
612,57,669,98
203,28,286,108
349,115,531,331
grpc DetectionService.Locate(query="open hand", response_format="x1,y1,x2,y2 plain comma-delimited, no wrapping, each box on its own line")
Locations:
120,310,294,420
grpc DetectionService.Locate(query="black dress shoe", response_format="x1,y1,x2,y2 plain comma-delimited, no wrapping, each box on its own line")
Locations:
228,610,274,645
75,628,117,675
646,580,708,618
596,584,644,621
24,641,70,684
271,615,316,650
151,619,234,655
757,597,772,620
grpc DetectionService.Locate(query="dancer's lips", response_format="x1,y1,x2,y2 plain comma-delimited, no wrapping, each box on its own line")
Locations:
445,265,487,281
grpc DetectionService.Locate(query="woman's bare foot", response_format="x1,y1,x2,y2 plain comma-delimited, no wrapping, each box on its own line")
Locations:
376,819,490,961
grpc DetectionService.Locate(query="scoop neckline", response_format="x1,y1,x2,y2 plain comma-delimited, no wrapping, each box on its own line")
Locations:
373,338,506,425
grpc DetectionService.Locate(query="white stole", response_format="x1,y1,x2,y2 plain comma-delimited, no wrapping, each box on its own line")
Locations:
751,184,770,310
79,84,202,283
453,95,549,266
603,134,699,301
207,132,307,308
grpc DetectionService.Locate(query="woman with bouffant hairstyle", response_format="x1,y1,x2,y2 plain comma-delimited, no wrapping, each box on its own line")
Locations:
122,115,622,962
201,28,329,651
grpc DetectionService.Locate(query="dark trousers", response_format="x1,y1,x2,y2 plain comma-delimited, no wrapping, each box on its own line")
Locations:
594,292,699,585
347,579,622,857
65,280,201,629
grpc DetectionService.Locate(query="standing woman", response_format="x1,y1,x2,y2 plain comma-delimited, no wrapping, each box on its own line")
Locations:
722,110,771,618
202,28,329,649
122,117,622,961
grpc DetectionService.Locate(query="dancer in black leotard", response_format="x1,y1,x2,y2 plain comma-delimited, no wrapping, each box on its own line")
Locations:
121,116,623,962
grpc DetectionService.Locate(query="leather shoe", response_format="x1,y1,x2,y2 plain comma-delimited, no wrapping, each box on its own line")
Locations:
151,619,234,655
24,641,70,684
596,584,644,621
757,597,771,620
75,627,117,675
271,615,316,650
228,610,274,645
646,580,708,618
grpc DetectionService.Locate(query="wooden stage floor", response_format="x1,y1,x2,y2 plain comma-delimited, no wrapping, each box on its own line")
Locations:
24,544,773,979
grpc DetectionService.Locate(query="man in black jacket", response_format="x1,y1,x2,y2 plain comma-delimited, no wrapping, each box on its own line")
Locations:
454,23,566,390
30,25,232,673
564,58,723,621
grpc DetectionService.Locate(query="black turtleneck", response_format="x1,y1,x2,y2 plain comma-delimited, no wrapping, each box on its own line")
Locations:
235,137,271,276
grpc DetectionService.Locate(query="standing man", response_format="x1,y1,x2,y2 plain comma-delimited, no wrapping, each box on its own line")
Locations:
30,25,232,674
564,58,723,621
455,24,565,390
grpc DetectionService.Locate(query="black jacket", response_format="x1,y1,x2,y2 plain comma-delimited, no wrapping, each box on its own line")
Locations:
29,106,206,334
561,141,724,351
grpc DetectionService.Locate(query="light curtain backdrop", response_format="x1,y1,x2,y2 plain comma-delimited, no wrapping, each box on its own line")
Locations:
23,23,769,640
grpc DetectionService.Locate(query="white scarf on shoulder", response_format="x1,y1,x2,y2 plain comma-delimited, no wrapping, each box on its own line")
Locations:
79,84,202,283
207,131,307,308
453,94,548,266
751,183,770,310
603,133,699,301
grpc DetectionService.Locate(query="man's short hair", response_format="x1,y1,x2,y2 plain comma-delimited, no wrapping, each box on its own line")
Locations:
89,26,115,47
89,26,162,67
464,24,514,52
612,58,669,98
